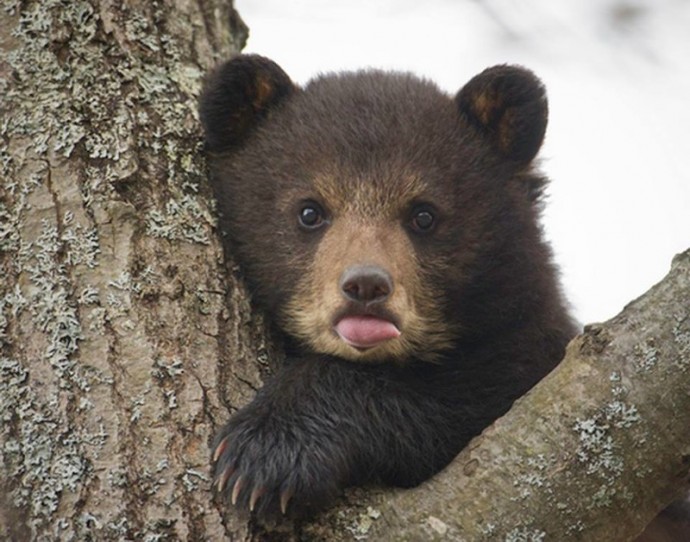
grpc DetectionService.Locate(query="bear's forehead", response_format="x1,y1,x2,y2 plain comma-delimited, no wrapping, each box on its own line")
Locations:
231,71,493,217
309,168,429,217
264,72,468,207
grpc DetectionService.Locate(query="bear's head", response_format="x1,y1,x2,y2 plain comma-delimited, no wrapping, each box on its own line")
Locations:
200,55,553,363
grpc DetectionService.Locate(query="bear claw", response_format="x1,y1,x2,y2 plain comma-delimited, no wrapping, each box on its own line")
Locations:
249,486,265,512
213,436,229,463
216,465,233,492
231,476,245,506
280,488,293,515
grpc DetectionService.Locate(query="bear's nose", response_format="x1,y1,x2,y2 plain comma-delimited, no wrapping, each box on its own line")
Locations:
339,265,393,304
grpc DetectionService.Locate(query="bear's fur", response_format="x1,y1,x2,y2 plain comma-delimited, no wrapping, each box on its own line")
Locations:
200,54,578,518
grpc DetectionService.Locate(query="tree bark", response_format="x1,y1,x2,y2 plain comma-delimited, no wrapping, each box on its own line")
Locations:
2,2,689,541
0,1,264,540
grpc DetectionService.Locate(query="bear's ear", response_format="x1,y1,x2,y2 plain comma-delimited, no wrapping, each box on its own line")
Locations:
199,55,296,153
456,65,548,165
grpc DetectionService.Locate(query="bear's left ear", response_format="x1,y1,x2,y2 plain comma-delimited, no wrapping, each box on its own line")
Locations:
456,65,547,165
199,54,297,153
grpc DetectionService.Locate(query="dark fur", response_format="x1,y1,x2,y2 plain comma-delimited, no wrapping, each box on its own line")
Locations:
200,55,578,518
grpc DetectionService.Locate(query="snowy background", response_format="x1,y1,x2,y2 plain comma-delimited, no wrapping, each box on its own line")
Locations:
234,0,690,325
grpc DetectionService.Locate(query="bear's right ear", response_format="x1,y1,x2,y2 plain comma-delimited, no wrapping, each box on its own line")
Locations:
199,55,296,153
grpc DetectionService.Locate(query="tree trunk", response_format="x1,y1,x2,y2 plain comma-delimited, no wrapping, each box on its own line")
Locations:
0,1,265,539
2,2,689,541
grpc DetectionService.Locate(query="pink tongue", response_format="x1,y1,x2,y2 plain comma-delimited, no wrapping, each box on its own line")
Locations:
335,316,400,348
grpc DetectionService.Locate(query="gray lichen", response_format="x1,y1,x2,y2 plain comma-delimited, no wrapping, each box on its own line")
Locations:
181,468,209,493
0,357,92,537
1,0,221,537
1,0,213,248
145,194,212,245
571,372,642,510
672,314,690,371
24,219,87,389
512,454,555,501
62,223,101,268
503,526,546,542
153,356,185,379
634,339,659,373
342,505,382,540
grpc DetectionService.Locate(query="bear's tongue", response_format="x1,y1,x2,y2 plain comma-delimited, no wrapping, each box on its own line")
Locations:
335,316,400,349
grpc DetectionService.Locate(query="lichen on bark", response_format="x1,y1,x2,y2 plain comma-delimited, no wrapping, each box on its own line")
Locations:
0,1,257,539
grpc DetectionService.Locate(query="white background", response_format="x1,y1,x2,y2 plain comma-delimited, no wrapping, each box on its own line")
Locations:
235,0,690,325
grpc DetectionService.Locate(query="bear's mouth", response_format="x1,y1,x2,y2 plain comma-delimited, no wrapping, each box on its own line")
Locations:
333,310,401,350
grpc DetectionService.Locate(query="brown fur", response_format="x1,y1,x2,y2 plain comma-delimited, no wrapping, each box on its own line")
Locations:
280,168,454,362
199,55,578,519
283,205,455,363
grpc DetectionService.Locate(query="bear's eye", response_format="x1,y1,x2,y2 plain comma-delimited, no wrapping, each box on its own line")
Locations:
411,208,436,233
298,203,326,230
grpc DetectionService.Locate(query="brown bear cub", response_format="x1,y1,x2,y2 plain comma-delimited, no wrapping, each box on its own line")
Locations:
200,54,578,518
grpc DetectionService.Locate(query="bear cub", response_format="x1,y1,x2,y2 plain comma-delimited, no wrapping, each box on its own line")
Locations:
200,54,577,518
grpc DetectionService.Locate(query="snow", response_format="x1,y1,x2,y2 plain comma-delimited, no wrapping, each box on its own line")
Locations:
234,0,690,324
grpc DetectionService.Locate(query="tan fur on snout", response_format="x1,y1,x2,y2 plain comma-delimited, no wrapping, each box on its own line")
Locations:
282,179,456,363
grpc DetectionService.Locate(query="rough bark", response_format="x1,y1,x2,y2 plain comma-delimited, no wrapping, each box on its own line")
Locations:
2,1,689,541
0,1,265,540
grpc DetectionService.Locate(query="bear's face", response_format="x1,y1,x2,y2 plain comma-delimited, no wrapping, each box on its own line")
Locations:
201,56,549,363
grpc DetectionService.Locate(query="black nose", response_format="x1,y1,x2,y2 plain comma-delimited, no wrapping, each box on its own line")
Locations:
339,265,393,304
